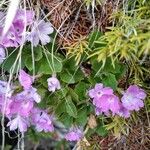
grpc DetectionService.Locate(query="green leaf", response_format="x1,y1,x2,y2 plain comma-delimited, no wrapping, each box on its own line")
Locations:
62,58,84,83
59,113,73,128
91,58,103,72
68,88,79,102
66,96,77,118
28,128,52,143
38,75,49,88
91,58,126,80
60,70,75,84
37,87,47,99
75,82,88,100
23,46,43,71
103,59,121,74
76,107,87,126
25,56,33,71
60,69,84,84
74,69,84,82
63,57,79,72
88,30,102,48
36,87,47,109
37,54,62,74
96,125,108,137
2,50,24,73
102,73,118,90
55,100,66,117
101,59,126,76
55,88,68,99
46,94,58,106
34,46,43,61
115,64,127,79
86,128,96,137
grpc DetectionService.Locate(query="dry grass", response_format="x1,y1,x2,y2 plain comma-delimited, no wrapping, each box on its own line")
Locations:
40,0,121,46
89,111,150,150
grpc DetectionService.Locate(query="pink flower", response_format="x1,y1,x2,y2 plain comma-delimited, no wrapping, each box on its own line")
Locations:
97,94,120,115
17,87,41,103
26,20,54,46
47,76,61,92
65,127,83,142
121,85,146,111
88,83,120,116
6,97,34,117
117,104,130,118
89,83,113,99
31,108,54,132
0,80,13,97
0,95,3,112
0,95,10,114
1,26,20,47
14,9,35,25
12,19,25,36
0,9,34,48
18,70,33,90
95,107,102,116
7,115,30,133
0,80,8,94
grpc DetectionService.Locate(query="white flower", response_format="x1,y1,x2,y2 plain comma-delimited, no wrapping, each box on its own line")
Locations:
47,76,61,92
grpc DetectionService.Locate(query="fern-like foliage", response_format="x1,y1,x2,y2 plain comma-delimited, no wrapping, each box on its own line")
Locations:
90,2,150,79
65,36,90,65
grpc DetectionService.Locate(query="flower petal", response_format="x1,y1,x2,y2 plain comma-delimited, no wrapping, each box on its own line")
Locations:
19,70,33,90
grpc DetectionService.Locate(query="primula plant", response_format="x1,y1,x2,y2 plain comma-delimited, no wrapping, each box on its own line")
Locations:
0,0,150,149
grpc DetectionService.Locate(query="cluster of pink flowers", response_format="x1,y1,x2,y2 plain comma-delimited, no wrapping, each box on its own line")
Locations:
0,8,83,142
0,70,82,142
0,9,53,48
0,9,54,64
0,9,34,48
89,83,146,118
0,70,55,133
